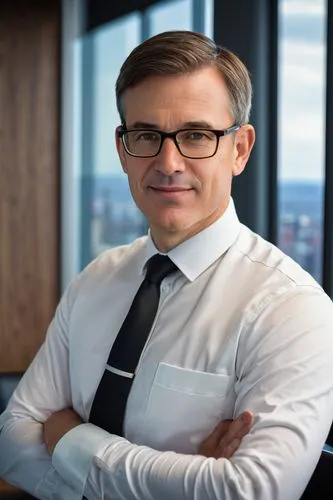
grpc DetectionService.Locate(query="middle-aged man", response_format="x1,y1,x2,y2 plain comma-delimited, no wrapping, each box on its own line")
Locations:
1,31,333,500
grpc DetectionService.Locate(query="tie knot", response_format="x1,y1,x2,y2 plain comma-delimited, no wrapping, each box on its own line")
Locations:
145,254,178,284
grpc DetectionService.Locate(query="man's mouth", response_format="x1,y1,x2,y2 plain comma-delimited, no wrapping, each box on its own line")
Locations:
149,186,192,192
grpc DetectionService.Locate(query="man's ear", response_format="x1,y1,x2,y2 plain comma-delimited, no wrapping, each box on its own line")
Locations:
115,126,128,173
232,124,255,176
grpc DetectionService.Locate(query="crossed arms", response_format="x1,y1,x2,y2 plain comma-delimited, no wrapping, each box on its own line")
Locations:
1,285,333,499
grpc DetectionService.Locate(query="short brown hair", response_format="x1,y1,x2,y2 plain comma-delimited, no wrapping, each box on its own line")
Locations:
116,30,252,125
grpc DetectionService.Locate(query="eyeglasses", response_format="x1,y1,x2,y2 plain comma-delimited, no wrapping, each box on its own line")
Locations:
118,125,240,159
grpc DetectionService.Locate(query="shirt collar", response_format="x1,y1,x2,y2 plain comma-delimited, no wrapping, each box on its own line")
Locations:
142,198,241,282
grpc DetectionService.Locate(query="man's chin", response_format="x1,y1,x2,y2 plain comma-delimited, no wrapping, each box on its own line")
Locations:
149,216,201,240
149,212,193,232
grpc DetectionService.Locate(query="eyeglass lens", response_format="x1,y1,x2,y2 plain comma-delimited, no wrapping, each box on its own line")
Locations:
123,129,218,158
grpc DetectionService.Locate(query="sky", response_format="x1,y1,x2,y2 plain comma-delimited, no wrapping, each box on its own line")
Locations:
278,0,327,181
81,0,327,182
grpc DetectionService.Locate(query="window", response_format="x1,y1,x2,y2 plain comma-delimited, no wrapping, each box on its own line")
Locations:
87,14,142,261
277,0,327,282
148,0,192,35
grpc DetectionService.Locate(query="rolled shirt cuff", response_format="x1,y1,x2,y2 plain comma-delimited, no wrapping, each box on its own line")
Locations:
52,423,117,495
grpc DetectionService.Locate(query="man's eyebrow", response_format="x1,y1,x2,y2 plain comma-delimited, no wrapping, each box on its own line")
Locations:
129,121,160,129
128,120,215,130
182,121,215,129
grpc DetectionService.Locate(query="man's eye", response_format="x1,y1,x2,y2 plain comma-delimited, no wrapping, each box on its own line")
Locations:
182,131,213,141
136,133,159,141
187,132,205,140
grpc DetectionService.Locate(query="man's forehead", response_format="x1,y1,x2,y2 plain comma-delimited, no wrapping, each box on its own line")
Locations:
123,67,227,97
121,68,232,125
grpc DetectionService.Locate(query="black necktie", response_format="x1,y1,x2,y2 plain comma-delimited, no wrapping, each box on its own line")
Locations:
89,254,178,436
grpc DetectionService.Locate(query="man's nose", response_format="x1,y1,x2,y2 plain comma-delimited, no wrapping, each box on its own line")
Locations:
154,137,186,175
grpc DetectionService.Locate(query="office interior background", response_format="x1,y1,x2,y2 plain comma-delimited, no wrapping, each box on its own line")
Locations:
0,0,332,497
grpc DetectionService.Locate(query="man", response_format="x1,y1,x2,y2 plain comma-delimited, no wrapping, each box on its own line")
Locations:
1,30,333,500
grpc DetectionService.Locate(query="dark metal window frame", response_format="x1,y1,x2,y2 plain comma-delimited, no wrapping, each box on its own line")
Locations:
322,0,333,298
85,0,207,33
85,0,161,32
213,0,278,242
80,34,96,269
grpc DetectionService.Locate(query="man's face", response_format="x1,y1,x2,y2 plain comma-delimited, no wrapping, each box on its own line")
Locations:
116,66,255,251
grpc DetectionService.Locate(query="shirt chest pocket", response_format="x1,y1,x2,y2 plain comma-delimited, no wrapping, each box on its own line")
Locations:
142,362,232,454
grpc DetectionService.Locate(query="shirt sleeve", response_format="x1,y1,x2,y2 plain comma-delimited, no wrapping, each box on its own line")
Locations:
0,276,82,499
52,287,333,500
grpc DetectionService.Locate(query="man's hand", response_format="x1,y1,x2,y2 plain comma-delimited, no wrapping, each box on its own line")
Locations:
43,408,83,455
198,410,254,459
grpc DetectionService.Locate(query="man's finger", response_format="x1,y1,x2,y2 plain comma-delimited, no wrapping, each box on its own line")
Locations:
198,420,233,456
215,411,253,458
218,438,241,459
207,419,233,443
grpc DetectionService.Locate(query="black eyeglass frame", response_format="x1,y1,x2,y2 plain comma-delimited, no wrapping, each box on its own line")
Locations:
117,124,241,159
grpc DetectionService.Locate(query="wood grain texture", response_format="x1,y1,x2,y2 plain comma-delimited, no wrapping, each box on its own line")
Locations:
0,0,60,372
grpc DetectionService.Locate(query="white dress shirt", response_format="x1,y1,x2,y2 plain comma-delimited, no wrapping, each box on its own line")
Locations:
1,199,333,500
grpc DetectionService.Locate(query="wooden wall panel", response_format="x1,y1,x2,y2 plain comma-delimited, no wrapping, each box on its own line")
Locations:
0,0,60,373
